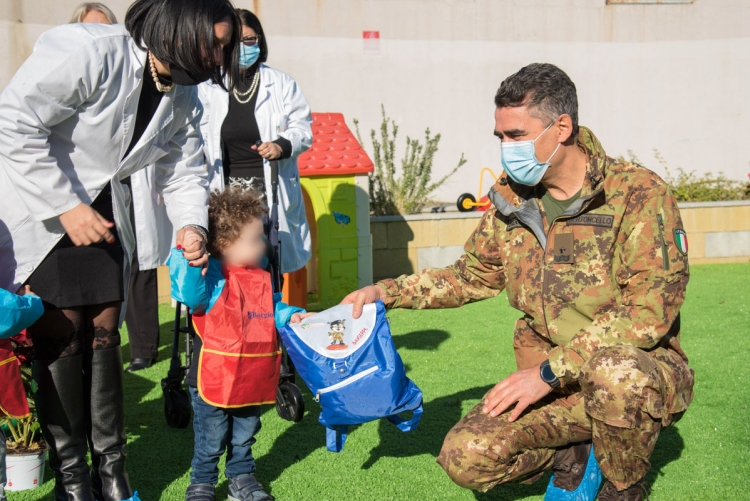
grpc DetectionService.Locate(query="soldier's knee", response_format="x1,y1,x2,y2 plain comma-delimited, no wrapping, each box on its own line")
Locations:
437,427,511,492
580,345,660,427
580,345,654,391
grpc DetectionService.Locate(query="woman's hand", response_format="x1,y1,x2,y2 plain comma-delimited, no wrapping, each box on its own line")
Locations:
252,141,283,160
340,285,386,319
59,203,115,246
176,226,209,275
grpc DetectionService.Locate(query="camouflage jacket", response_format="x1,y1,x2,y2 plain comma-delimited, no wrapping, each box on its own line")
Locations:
378,127,690,387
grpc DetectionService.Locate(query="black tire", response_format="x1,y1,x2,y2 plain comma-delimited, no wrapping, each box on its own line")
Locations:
276,381,305,423
457,193,476,212
163,387,192,429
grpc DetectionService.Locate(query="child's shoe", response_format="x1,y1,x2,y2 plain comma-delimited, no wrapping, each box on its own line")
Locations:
227,474,272,501
186,483,215,501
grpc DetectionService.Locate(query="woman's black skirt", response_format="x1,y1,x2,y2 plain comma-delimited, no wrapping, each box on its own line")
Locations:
27,184,125,309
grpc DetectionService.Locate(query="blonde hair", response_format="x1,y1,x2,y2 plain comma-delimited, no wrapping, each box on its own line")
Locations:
70,3,118,24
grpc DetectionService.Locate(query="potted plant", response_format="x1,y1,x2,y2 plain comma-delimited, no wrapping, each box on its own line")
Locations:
0,333,47,491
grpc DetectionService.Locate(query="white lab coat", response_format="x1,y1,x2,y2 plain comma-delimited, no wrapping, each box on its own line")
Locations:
199,64,313,273
130,165,175,270
0,24,209,304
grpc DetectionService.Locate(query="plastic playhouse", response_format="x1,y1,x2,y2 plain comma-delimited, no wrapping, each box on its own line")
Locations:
283,113,375,311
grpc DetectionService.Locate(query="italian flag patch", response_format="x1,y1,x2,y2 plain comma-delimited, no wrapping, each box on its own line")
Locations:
674,228,688,255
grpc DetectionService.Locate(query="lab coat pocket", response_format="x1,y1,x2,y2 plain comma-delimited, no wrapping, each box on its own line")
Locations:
272,112,289,135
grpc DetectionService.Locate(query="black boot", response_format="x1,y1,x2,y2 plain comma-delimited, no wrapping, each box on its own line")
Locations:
84,346,133,501
33,355,95,501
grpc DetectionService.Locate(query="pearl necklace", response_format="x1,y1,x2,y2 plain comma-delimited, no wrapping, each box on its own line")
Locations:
233,70,260,104
148,52,173,93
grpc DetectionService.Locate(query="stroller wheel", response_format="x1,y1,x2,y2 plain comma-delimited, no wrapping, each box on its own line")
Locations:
163,384,192,428
276,381,305,423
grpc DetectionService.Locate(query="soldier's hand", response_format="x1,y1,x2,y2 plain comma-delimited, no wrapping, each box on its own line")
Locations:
340,285,386,319
482,364,552,422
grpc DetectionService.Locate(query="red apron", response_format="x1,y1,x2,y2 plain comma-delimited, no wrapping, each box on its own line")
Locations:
192,265,280,408
0,338,30,419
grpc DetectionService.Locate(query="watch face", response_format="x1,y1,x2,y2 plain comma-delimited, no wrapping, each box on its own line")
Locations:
541,363,557,384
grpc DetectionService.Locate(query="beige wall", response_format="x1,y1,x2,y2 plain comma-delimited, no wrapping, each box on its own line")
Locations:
2,0,749,203
371,201,750,281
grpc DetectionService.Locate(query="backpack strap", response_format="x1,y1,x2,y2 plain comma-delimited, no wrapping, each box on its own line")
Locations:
326,425,348,453
386,401,423,432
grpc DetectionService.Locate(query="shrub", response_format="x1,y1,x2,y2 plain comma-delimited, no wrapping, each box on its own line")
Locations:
618,150,750,202
354,106,467,216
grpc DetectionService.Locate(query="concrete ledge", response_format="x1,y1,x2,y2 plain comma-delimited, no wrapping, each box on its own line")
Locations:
371,200,750,280
371,211,484,223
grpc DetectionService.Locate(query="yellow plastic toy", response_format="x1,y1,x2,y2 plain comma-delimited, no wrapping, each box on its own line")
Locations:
456,167,500,212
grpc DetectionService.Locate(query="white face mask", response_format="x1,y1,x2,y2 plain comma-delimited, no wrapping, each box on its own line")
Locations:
500,120,561,186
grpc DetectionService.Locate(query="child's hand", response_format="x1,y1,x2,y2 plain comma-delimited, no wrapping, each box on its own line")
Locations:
290,312,316,324
16,285,37,297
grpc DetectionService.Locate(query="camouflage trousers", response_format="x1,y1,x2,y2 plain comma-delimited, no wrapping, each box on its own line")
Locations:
437,344,694,492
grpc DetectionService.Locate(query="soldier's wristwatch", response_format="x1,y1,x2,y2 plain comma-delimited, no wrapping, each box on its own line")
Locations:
540,360,561,388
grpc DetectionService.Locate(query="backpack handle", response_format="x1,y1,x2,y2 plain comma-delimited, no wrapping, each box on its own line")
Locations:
387,402,424,433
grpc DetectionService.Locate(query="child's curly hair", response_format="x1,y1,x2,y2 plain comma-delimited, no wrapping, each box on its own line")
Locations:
207,188,267,256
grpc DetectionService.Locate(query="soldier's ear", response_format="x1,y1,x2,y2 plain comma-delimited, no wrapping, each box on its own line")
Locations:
557,114,575,145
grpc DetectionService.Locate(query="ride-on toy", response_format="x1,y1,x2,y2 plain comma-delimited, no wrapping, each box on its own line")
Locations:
161,162,306,428
456,167,500,212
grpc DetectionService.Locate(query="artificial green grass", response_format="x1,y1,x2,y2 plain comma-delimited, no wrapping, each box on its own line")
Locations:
7,263,750,500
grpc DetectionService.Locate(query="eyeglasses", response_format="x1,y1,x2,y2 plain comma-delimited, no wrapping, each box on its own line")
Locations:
241,36,261,47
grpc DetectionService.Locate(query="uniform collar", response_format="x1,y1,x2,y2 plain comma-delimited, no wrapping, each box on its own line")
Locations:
488,126,609,250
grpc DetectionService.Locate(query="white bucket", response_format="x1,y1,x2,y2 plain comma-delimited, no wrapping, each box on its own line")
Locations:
5,449,46,491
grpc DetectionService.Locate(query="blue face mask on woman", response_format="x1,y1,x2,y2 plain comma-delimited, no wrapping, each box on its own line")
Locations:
500,120,561,186
239,44,260,69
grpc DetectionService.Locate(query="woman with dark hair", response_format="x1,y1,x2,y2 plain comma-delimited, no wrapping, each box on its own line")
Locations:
0,1,241,500
200,8,313,277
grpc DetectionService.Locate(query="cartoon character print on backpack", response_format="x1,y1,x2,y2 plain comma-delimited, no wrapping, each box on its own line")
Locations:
327,319,348,350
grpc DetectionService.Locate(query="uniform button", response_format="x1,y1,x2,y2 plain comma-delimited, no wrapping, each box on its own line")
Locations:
24,263,34,273
339,369,345,374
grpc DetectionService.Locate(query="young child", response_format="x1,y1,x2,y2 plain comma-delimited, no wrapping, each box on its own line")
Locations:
0,285,44,501
170,188,305,501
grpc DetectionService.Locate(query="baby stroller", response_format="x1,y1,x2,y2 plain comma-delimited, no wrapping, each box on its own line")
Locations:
161,163,306,428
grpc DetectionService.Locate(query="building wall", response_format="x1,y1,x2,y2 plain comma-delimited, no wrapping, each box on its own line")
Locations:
371,201,750,281
1,0,748,202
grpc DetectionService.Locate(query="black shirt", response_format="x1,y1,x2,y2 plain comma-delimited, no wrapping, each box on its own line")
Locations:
124,69,165,159
221,67,292,180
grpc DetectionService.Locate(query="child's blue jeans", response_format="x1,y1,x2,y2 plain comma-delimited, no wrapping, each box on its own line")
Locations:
189,387,262,485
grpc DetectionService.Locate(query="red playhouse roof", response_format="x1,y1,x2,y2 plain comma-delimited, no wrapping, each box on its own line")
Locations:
297,113,374,177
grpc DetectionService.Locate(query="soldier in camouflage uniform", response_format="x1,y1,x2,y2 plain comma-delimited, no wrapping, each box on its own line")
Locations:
342,63,694,500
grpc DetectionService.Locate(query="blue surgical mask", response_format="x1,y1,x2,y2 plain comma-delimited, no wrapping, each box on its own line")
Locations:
239,44,260,69
500,121,561,186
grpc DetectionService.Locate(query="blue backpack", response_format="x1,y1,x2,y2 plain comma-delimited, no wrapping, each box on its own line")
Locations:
278,300,423,452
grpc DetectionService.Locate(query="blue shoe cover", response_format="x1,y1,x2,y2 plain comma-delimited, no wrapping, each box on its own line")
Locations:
121,491,142,501
544,446,602,501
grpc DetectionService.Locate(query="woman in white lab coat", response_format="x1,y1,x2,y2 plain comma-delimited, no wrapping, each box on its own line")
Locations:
0,0,241,500
199,9,313,275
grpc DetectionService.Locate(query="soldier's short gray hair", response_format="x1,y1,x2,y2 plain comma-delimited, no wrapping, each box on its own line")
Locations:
495,63,578,137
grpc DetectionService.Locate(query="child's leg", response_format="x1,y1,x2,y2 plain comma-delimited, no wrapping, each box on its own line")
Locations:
0,426,6,501
225,406,262,479
189,387,230,485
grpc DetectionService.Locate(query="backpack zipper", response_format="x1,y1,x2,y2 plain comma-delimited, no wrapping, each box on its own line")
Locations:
315,365,379,402
657,213,670,271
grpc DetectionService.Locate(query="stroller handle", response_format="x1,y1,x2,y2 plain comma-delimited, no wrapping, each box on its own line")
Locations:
270,162,279,207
